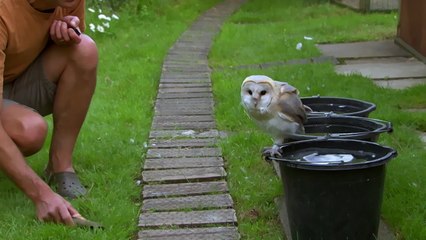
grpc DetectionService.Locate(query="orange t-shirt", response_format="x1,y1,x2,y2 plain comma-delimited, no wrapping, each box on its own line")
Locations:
0,0,85,96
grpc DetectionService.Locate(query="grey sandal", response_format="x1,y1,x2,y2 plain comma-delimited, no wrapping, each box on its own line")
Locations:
47,171,87,199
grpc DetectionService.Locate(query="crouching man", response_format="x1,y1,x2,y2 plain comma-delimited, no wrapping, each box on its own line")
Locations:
0,0,97,225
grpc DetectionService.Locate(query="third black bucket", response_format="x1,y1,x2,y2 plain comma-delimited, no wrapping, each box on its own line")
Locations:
301,96,376,117
268,139,397,240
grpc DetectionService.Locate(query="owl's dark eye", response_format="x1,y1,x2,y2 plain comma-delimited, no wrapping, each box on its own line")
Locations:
260,90,267,96
248,90,253,95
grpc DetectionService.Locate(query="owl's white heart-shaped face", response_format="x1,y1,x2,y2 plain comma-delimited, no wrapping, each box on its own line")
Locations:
241,80,274,114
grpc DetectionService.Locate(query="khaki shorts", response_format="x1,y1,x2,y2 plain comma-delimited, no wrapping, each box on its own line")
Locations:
2,55,56,116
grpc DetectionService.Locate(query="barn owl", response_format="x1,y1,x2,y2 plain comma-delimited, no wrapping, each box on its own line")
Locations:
241,75,311,157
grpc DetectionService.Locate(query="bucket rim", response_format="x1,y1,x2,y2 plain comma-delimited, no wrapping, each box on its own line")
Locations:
288,115,392,140
266,139,397,171
301,95,376,117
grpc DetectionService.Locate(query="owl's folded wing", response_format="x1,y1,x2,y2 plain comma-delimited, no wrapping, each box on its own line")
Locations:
277,97,307,125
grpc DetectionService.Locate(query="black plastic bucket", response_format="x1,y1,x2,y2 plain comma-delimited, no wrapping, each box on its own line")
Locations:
301,96,376,117
287,115,392,142
268,139,397,240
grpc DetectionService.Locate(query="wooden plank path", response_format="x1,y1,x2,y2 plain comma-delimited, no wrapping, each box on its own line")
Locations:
138,1,245,239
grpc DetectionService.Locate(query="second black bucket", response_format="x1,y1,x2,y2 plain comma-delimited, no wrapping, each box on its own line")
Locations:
287,115,392,142
268,139,397,240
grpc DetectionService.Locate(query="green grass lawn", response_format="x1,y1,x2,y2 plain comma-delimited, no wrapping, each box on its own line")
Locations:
0,0,219,239
210,0,426,239
1,0,424,239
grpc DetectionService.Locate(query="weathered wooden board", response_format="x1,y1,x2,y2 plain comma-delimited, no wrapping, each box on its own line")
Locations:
143,181,229,198
152,121,216,130
138,227,240,240
142,167,226,183
149,129,220,139
139,209,237,227
142,193,234,211
149,138,217,148
153,115,214,123
156,92,213,99
147,148,221,158
144,157,223,170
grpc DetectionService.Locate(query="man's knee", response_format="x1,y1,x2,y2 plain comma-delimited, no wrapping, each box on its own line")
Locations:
71,35,98,71
12,115,48,156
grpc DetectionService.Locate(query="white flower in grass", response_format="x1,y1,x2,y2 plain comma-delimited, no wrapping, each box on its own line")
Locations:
112,14,120,20
88,8,95,13
89,23,96,32
98,14,107,20
98,14,112,21
102,22,110,28
96,25,105,33
296,42,303,50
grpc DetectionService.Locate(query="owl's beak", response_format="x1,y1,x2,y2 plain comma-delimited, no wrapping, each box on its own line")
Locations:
252,95,259,106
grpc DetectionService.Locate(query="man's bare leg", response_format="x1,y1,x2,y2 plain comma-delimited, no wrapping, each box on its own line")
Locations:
41,34,98,174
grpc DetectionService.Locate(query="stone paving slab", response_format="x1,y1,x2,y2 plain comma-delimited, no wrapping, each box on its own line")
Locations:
152,121,216,130
142,167,227,183
147,148,221,158
374,78,426,89
139,209,237,227
336,59,426,79
149,138,217,148
405,108,426,113
143,181,229,198
144,157,224,170
149,129,220,139
142,193,234,211
419,132,426,145
317,40,411,59
138,227,239,240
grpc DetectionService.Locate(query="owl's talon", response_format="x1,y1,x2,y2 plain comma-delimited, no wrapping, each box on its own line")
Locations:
262,145,283,159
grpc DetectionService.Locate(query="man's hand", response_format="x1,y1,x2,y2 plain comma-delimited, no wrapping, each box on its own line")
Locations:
50,16,82,46
34,191,80,226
